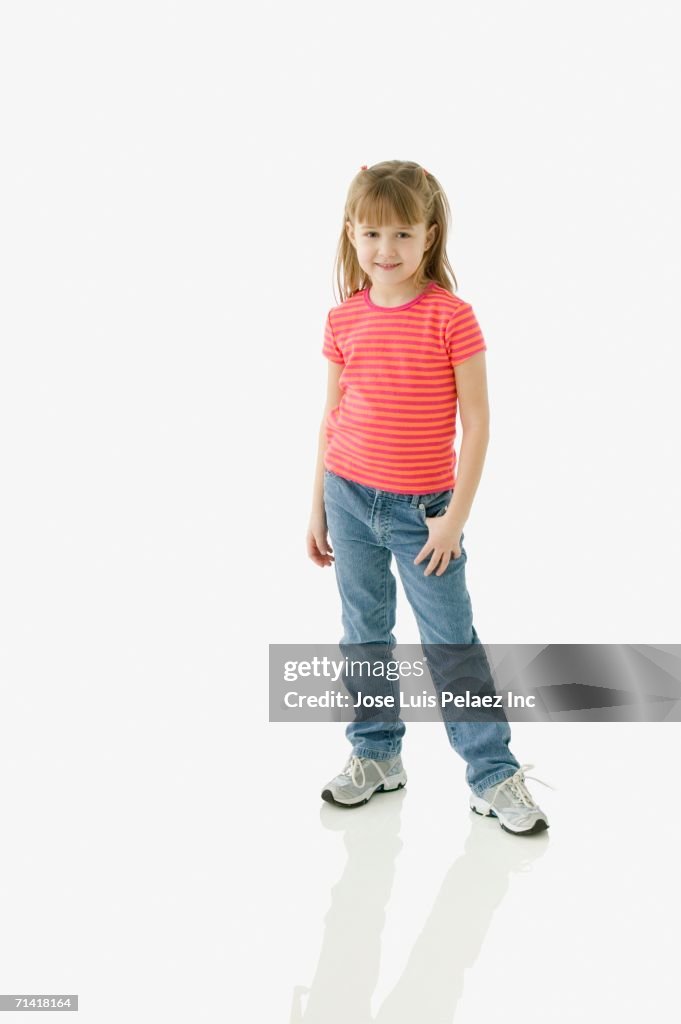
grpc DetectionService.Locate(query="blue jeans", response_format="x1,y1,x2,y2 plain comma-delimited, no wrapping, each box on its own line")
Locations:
323,468,521,796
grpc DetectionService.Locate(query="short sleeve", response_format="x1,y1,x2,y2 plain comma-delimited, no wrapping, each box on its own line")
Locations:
444,303,487,368
322,312,344,364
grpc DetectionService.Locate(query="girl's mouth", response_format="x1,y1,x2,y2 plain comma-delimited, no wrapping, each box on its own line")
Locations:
376,263,400,270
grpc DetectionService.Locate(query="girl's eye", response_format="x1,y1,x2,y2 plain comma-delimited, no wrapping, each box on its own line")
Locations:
365,232,410,238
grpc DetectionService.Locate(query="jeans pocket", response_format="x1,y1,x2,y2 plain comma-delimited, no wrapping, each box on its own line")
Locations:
417,490,453,524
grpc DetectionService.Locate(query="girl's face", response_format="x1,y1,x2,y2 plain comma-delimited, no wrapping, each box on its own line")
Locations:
346,217,437,284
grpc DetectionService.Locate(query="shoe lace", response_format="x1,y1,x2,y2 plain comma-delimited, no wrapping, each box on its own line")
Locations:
341,755,367,788
490,763,556,813
341,755,391,789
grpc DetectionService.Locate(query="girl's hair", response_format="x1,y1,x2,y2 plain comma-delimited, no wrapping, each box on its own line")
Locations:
333,160,458,304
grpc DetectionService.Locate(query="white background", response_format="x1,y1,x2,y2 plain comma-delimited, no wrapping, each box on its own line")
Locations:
0,2,679,1022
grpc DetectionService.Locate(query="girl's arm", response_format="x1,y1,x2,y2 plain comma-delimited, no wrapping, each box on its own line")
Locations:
444,351,490,527
307,362,343,567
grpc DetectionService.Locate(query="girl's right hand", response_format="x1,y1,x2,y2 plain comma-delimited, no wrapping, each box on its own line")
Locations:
306,512,334,567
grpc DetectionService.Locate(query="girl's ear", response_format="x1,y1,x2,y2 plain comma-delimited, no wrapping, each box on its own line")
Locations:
345,220,355,246
426,223,439,248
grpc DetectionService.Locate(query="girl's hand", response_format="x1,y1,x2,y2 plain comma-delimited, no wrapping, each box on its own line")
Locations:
306,512,335,567
414,516,463,576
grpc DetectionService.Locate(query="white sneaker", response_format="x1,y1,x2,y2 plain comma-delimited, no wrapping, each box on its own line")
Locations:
321,754,407,808
470,764,554,835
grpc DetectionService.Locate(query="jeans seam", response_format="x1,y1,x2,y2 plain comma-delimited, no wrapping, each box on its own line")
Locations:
383,551,399,756
383,548,390,642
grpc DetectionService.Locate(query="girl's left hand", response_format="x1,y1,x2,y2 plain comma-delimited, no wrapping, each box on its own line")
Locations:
414,517,464,576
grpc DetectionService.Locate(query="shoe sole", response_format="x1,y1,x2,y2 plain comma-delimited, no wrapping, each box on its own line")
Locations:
321,771,407,808
470,796,549,835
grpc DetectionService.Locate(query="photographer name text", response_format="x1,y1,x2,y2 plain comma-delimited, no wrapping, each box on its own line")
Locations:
283,690,535,709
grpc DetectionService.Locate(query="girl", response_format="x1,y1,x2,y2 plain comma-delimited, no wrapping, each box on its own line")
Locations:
306,160,551,836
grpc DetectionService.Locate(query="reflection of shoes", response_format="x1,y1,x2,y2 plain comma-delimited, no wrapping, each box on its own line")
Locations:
320,784,405,839
470,764,554,835
464,813,549,873
290,985,310,1024
321,753,407,807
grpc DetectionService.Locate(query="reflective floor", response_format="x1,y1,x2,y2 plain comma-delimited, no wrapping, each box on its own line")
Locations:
268,722,680,1024
1,715,677,1022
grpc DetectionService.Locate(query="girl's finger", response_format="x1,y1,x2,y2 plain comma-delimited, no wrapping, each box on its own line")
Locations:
424,551,442,576
414,540,433,565
436,553,451,576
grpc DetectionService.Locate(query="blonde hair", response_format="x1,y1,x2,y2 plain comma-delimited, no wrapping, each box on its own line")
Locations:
332,160,458,304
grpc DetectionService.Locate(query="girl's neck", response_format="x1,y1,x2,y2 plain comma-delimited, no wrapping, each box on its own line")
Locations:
367,279,433,309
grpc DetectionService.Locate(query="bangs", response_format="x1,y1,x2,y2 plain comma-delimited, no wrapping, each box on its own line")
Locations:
354,182,424,227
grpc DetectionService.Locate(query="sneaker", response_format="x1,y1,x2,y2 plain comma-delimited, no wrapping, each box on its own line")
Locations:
469,764,554,835
321,753,407,808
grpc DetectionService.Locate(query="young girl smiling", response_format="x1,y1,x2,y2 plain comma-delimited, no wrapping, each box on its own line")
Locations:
306,160,552,835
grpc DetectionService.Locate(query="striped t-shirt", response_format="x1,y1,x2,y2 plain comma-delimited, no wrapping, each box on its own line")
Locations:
321,280,487,493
